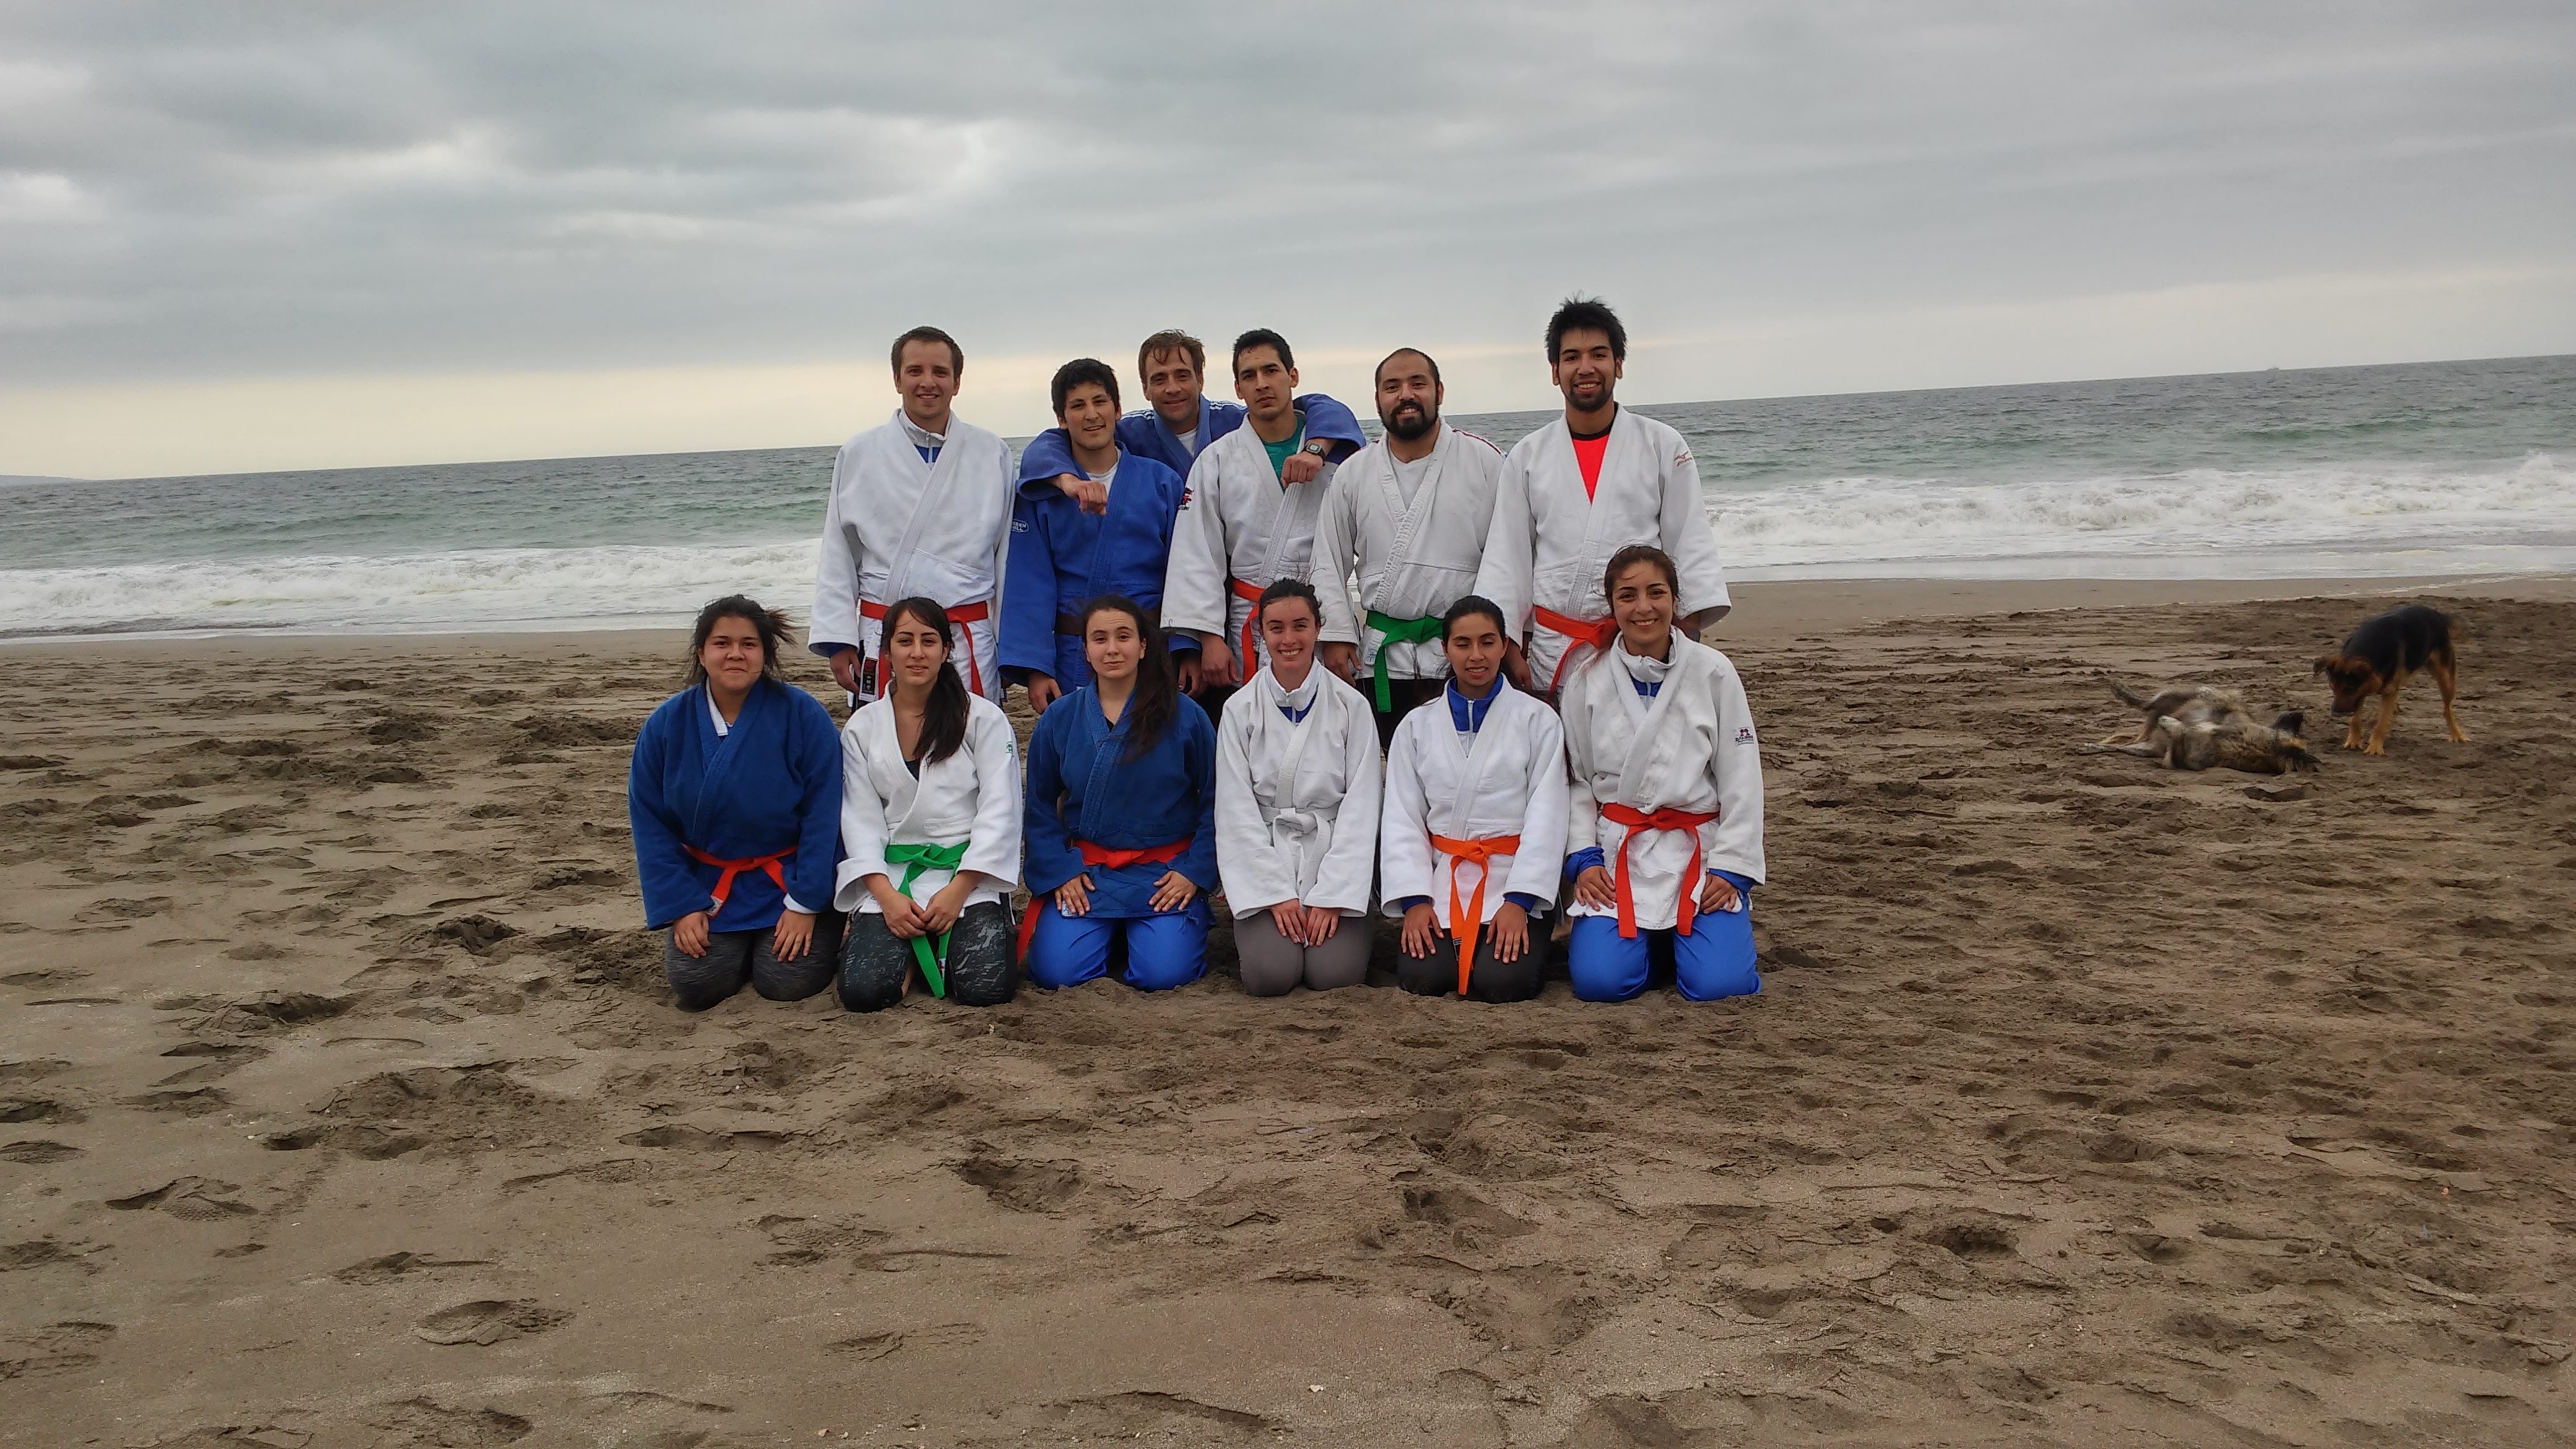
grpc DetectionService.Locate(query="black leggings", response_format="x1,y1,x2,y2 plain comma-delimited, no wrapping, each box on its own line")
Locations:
1395,922,1546,1003
662,916,842,1011
838,900,1017,1011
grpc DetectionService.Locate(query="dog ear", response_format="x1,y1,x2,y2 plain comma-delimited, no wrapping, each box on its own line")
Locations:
2273,710,2305,736
2311,654,2339,678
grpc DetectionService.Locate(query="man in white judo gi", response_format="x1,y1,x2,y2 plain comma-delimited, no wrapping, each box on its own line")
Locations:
811,326,1017,703
1312,347,1507,744
1472,297,1730,700
1162,329,1354,705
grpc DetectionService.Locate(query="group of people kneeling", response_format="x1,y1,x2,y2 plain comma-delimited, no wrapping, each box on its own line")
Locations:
627,544,1765,1013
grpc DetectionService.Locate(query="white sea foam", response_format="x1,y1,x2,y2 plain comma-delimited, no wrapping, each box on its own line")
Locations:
2,454,2568,637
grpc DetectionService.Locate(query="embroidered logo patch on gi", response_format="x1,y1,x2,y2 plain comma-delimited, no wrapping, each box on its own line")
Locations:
1178,485,1194,508
1734,726,1757,744
1011,518,1030,533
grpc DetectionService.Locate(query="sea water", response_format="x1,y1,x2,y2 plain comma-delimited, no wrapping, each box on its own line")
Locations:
2,354,2569,638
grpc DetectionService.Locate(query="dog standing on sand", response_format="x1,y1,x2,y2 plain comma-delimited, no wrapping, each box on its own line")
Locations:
2312,604,2468,756
2080,681,2319,775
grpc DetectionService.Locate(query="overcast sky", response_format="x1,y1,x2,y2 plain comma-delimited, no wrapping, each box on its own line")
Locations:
4,1,2571,477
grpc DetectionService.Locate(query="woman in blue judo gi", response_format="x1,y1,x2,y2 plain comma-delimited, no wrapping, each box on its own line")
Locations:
628,596,845,1010
1019,594,1219,990
1000,358,1193,715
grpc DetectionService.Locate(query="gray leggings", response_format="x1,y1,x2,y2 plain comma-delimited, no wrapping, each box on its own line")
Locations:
1235,909,1373,996
838,901,1017,1011
1396,921,1546,1003
662,915,840,1011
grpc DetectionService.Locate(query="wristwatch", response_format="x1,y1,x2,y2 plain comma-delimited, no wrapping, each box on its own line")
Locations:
1301,440,1331,459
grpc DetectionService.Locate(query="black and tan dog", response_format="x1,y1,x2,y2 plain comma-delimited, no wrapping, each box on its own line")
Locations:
2312,603,2467,756
2081,680,2318,775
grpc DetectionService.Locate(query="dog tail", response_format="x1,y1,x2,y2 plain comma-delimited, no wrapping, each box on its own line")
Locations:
2104,676,2151,709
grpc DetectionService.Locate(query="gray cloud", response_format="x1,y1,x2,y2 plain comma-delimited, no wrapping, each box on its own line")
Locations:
2,1,2570,388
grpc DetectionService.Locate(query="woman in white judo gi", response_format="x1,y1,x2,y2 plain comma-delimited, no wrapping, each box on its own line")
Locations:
1560,546,1767,1001
1214,578,1382,996
1380,596,1569,1003
834,596,1024,1012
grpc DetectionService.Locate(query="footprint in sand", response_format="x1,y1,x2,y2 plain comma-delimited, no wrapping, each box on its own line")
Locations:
413,1299,571,1346
0,1140,84,1164
333,1251,494,1285
106,1177,258,1221
371,1398,533,1445
0,1320,115,1380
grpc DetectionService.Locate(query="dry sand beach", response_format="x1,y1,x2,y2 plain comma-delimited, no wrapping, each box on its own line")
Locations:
4,577,2573,1447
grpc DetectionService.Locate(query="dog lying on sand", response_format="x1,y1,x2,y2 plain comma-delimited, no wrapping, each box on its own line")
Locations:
2313,603,2467,756
2079,681,2319,775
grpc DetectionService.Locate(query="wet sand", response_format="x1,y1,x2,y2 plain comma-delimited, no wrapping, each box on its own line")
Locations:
3,576,2572,1447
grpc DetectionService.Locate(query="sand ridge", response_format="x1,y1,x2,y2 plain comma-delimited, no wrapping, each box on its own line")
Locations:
2,589,2572,1446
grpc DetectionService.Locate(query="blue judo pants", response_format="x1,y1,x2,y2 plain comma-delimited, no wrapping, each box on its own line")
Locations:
1025,898,1211,992
1567,903,1760,1002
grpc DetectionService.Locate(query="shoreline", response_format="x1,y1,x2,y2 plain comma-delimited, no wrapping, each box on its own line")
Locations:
10,570,2571,655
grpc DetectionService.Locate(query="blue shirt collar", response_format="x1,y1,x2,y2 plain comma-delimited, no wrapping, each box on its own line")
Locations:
1446,676,1500,734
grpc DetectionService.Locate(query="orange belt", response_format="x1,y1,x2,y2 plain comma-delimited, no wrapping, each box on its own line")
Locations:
1015,836,1194,962
1228,577,1264,676
683,843,794,921
1533,606,1617,698
1430,833,1520,996
862,598,991,696
1598,803,1718,939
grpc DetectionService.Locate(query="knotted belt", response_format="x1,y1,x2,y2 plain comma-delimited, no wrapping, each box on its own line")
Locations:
1533,606,1617,698
1227,577,1264,676
682,843,793,921
1429,833,1520,996
1598,803,1720,939
1363,610,1445,711
861,598,991,696
1014,836,1194,963
882,840,969,997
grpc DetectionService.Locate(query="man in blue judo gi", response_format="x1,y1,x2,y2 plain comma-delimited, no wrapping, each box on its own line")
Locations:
1001,359,1194,713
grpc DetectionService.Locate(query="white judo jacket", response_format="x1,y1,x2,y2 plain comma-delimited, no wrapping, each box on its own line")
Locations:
1379,682,1570,931
833,692,1023,915
1473,407,1730,696
812,411,1016,700
1312,424,1507,685
1164,419,1341,672
1562,632,1766,933
1214,664,1382,918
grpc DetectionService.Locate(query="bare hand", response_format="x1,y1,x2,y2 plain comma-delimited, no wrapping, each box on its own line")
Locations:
1279,450,1323,485
1269,900,1308,946
918,876,973,936
1176,656,1201,695
1697,874,1741,916
1024,674,1062,713
1301,905,1340,942
830,646,865,695
1149,869,1198,913
672,910,711,959
1501,639,1531,690
1054,472,1108,516
1054,872,1094,917
1489,901,1530,963
1194,633,1240,688
1574,864,1616,912
1320,642,1360,684
772,909,815,961
1399,902,1439,959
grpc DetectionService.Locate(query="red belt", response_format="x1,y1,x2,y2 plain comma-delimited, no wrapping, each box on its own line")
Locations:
862,598,991,697
1430,833,1520,996
1228,577,1264,677
1598,803,1718,939
1015,836,1194,962
683,843,793,921
1533,606,1617,698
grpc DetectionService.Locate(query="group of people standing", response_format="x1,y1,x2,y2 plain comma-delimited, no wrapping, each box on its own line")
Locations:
627,298,1767,1012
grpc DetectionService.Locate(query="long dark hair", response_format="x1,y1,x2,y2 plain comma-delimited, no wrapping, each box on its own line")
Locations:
684,595,791,687
1083,594,1177,761
879,596,969,765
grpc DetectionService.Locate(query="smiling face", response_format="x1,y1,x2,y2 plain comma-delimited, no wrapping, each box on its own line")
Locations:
883,612,947,694
1085,609,1144,685
1234,344,1296,427
1377,351,1442,442
1551,326,1622,414
698,615,767,694
1142,347,1203,430
1444,611,1504,695
1609,559,1677,654
1260,596,1318,676
1058,380,1120,462
895,337,960,432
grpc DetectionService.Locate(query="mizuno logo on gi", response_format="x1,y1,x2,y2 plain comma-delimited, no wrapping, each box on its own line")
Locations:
1011,518,1030,533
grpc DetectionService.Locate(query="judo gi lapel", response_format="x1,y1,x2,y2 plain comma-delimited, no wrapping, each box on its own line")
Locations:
878,411,957,598
1373,427,1448,591
689,679,769,843
1612,638,1687,808
868,703,925,836
1252,669,1322,815
1439,682,1501,838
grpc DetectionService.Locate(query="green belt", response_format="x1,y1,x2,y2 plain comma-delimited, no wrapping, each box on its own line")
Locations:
884,840,970,997
1364,611,1447,711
